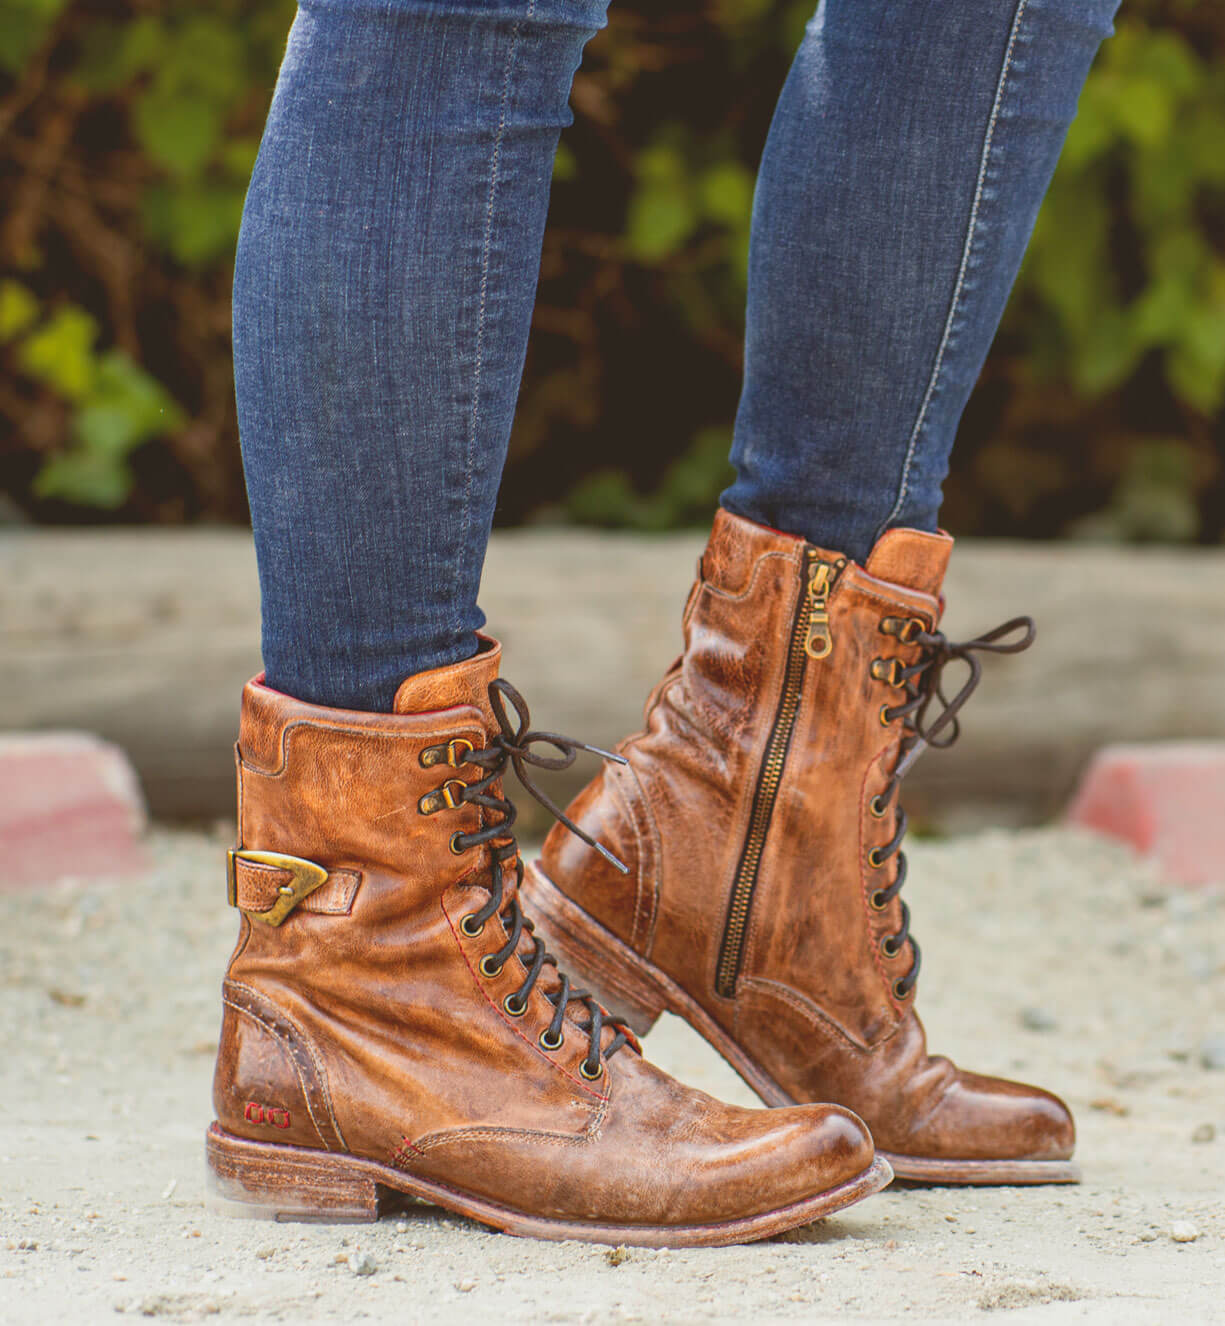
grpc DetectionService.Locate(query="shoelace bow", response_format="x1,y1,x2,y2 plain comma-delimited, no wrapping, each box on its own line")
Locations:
871,616,1036,997
447,678,632,1076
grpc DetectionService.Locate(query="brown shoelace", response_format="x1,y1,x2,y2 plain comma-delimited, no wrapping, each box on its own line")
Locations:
870,616,1036,998
426,679,631,1078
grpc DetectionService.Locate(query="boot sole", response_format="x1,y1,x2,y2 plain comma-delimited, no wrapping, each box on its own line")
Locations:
521,863,1080,1188
205,1123,891,1246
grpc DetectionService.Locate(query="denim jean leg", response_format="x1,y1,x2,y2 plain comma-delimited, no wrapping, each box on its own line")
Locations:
722,0,1121,565
233,0,609,711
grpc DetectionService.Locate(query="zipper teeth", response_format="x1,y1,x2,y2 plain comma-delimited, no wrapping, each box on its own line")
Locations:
715,549,821,998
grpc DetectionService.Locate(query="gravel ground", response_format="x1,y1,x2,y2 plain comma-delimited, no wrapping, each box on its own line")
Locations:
2,825,1223,1324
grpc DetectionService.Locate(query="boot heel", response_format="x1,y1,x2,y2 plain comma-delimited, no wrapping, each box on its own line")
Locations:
522,863,669,1037
206,1124,385,1223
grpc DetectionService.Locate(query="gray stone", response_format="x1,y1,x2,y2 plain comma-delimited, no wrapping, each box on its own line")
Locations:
1020,1006,1059,1032
349,1251,377,1276
1199,1037,1225,1071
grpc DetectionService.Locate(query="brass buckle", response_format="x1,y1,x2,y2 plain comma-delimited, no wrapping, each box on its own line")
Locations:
226,849,330,927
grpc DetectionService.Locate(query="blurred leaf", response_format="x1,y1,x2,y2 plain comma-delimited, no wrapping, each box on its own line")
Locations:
0,0,68,73
134,90,222,176
699,162,754,228
0,281,40,342
33,450,134,509
143,180,247,265
625,143,696,261
1071,438,1201,542
17,306,98,400
33,351,185,509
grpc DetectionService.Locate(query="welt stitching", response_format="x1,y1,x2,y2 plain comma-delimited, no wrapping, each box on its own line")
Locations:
879,0,1031,535
409,1125,588,1154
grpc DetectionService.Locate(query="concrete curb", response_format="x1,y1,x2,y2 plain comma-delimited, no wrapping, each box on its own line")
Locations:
3,528,1224,823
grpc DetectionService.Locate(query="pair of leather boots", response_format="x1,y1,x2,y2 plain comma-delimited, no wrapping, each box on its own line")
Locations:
208,511,1075,1248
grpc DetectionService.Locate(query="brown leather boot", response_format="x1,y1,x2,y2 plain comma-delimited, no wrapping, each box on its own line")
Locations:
207,638,889,1245
523,511,1078,1185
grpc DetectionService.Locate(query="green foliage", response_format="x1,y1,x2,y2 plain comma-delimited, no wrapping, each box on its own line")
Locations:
566,428,736,530
0,0,1222,539
1022,25,1225,414
5,283,184,508
0,0,68,74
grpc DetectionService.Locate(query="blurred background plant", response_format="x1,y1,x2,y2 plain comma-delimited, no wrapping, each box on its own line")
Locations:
1,0,1222,538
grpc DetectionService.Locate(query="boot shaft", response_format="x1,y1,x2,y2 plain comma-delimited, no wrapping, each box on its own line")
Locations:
542,510,954,1044
235,643,502,887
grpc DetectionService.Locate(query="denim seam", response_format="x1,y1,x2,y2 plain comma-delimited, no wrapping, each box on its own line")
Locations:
458,2,535,642
878,0,1030,539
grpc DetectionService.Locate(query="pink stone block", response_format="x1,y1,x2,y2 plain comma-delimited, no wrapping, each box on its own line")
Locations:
0,733,150,891
1066,742,1225,888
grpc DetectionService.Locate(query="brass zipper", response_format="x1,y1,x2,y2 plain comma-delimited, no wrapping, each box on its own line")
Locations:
714,549,845,998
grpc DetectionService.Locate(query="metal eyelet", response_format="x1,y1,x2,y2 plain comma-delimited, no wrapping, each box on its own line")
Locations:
879,704,893,727
503,993,527,1018
880,936,900,959
867,846,886,869
539,1028,564,1051
869,794,888,819
420,738,476,769
479,955,504,979
459,913,484,938
578,1059,605,1082
869,889,888,911
870,658,903,687
893,978,913,1001
446,738,474,766
881,616,924,643
419,779,468,815
449,831,467,855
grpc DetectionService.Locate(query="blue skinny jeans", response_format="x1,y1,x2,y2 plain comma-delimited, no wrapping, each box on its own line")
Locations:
233,0,1120,712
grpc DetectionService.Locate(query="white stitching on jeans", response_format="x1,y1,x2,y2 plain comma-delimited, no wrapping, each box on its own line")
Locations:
879,0,1030,537
460,2,535,637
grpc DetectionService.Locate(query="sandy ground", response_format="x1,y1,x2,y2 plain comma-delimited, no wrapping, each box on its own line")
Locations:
2,824,1223,1324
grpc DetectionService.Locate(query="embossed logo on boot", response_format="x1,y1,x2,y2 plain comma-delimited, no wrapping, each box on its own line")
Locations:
243,1101,291,1129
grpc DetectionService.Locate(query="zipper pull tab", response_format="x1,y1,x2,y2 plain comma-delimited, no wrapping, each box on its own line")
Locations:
804,556,843,660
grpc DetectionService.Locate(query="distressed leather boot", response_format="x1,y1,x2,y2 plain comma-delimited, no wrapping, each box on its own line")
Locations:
207,637,890,1245
523,511,1077,1185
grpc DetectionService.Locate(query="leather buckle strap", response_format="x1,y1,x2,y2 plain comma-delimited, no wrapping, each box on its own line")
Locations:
226,849,330,926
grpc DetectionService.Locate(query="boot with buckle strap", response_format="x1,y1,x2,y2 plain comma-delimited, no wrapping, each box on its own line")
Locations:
207,636,891,1244
522,511,1078,1185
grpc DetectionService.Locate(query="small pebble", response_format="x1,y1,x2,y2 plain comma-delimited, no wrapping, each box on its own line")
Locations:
1199,1038,1225,1071
1020,1007,1058,1032
1191,1123,1216,1144
1170,1222,1200,1244
456,1280,476,1292
350,1251,377,1276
